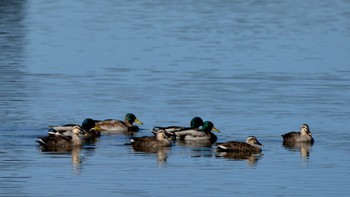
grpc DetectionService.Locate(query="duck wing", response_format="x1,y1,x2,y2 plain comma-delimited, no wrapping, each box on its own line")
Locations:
217,141,258,153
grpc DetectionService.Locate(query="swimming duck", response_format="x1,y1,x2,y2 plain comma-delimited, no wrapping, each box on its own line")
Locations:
130,129,172,150
216,136,263,154
281,124,314,143
36,126,85,151
152,117,204,133
172,121,220,144
48,118,96,136
95,113,143,133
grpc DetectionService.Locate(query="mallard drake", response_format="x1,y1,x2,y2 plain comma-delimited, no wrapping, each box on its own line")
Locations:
172,121,220,144
153,117,204,133
216,136,263,154
281,124,314,143
48,118,96,136
36,126,85,151
130,129,172,149
95,113,143,133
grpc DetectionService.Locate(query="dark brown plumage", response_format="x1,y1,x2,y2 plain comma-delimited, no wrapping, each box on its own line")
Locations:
130,130,171,150
216,136,263,154
36,126,84,151
281,124,314,143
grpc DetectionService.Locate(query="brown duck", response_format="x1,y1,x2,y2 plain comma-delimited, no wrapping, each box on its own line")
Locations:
36,126,85,151
281,124,314,143
216,136,263,154
130,130,172,150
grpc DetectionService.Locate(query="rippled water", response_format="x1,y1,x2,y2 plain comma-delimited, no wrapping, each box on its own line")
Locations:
1,0,350,196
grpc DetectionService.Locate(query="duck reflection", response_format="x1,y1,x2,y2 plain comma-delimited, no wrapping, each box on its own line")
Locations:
175,140,214,148
71,146,83,174
38,146,84,174
216,151,263,166
283,141,313,159
132,146,171,166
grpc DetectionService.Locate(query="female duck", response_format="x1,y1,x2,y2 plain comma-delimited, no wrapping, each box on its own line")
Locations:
153,117,204,133
216,136,263,154
95,113,143,133
130,129,172,149
281,124,314,143
36,126,85,151
172,121,220,144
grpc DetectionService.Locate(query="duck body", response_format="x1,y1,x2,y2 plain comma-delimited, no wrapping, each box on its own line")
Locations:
282,124,314,143
172,121,220,144
96,113,143,133
37,126,84,151
48,124,76,136
48,118,96,136
130,130,171,150
153,117,204,134
216,136,263,154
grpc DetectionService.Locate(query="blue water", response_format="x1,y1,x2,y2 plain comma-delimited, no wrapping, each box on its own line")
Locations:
1,0,350,196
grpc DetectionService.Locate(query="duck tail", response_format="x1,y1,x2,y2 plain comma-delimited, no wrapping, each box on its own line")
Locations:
36,138,46,146
217,144,227,150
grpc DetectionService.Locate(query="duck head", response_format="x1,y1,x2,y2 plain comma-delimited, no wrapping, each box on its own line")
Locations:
190,117,204,129
300,124,312,136
72,126,85,135
202,121,220,133
125,113,143,125
81,118,96,132
156,129,168,140
246,136,263,146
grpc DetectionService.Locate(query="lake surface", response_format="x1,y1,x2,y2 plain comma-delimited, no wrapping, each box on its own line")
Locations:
1,0,350,196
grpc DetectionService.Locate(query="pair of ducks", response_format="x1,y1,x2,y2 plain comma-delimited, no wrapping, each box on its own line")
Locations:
36,113,143,151
216,123,314,154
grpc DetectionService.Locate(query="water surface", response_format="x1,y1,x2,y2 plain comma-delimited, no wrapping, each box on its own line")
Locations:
1,0,350,196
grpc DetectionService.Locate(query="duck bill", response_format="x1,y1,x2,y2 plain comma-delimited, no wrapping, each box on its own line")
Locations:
211,126,220,133
134,118,143,125
93,125,103,131
256,140,263,146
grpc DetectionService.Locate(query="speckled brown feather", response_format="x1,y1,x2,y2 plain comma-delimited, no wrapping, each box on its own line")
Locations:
217,141,262,154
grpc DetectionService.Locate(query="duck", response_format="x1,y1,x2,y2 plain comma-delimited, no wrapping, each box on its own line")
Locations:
130,129,172,150
95,113,143,133
152,117,204,133
36,126,85,151
48,118,96,136
172,121,220,144
216,136,263,154
281,124,314,143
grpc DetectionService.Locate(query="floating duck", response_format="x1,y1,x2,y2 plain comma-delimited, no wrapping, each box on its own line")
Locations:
48,118,96,136
281,124,314,143
95,113,143,133
36,126,85,151
172,121,220,144
216,136,263,154
130,129,172,150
